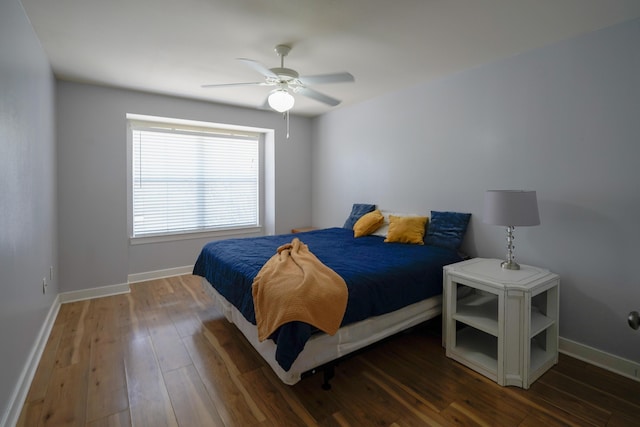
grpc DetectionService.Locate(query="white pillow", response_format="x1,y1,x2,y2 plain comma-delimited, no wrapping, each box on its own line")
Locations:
372,210,423,237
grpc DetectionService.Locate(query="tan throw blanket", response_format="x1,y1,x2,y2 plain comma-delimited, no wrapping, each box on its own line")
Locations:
252,238,348,342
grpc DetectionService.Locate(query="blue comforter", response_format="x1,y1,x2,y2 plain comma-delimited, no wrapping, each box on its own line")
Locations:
192,227,462,370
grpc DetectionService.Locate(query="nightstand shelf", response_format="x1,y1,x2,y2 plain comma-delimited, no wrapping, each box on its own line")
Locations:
454,327,499,380
531,306,555,337
454,293,499,336
531,334,554,374
444,258,560,389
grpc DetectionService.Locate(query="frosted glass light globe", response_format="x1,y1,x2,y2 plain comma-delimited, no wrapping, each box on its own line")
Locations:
268,90,295,112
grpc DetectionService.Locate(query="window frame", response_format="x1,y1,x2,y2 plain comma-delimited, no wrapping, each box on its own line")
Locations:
126,114,268,245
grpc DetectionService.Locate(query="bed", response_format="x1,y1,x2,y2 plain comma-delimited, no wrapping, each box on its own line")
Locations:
193,209,470,386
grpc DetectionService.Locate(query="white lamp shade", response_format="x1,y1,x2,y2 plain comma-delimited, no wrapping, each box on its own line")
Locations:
268,90,295,112
483,190,540,226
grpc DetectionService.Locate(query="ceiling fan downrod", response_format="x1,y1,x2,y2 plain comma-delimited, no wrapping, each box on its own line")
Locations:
274,44,291,68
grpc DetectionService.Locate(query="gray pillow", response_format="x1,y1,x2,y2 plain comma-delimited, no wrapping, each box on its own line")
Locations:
343,203,376,229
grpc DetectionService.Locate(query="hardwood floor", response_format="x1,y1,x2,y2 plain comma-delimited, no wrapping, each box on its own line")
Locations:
17,275,640,426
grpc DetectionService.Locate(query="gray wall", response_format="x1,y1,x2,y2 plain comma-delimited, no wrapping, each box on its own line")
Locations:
0,0,57,419
57,82,312,292
312,19,640,363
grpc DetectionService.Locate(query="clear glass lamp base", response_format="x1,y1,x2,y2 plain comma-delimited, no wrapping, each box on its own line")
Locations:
502,226,520,270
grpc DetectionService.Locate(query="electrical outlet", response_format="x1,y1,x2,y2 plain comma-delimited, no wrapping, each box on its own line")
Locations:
42,278,47,294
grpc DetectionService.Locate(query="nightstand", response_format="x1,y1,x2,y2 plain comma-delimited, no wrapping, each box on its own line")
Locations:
291,226,318,233
443,258,559,388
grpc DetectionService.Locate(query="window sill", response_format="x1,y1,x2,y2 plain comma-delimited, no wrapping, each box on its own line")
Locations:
129,226,263,246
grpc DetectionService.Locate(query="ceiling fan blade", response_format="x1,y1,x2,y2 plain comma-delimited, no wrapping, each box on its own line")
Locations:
237,58,279,79
298,72,354,85
297,87,341,106
201,82,269,88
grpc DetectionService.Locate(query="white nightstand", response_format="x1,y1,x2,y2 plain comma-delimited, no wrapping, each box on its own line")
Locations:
443,258,560,389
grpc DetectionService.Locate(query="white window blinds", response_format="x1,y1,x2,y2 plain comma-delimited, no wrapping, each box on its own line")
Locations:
130,121,260,238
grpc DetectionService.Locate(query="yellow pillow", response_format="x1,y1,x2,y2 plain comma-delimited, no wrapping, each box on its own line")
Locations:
384,215,428,244
353,210,384,237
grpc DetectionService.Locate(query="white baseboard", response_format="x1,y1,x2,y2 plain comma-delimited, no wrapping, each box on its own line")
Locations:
127,265,193,284
58,266,194,303
58,282,130,303
2,295,61,427
559,337,640,382
52,265,194,305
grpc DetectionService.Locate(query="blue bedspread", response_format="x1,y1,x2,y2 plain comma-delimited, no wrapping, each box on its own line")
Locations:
192,227,462,370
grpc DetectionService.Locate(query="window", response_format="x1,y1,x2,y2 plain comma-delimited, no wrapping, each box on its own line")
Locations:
128,116,263,241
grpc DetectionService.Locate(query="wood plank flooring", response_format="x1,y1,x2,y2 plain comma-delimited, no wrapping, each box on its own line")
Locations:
17,275,640,426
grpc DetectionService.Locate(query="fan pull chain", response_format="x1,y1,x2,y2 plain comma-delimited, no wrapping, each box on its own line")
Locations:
286,110,290,139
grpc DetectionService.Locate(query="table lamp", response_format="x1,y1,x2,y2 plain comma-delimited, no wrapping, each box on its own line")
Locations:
483,190,540,270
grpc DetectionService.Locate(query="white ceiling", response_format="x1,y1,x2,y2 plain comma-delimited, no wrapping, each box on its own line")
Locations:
21,0,640,117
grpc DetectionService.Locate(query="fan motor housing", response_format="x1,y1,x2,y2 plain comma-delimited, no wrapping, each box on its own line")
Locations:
270,67,299,81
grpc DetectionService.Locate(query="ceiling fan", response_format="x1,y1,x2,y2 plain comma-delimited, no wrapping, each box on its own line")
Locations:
202,44,355,113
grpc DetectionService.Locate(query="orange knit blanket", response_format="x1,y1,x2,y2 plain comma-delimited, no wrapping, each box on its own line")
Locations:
252,238,348,341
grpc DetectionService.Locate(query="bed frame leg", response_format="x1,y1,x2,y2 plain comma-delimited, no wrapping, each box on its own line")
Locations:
321,365,335,390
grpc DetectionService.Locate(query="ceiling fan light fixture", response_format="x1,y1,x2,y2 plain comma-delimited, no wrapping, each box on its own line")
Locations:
202,45,352,113
268,89,295,112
